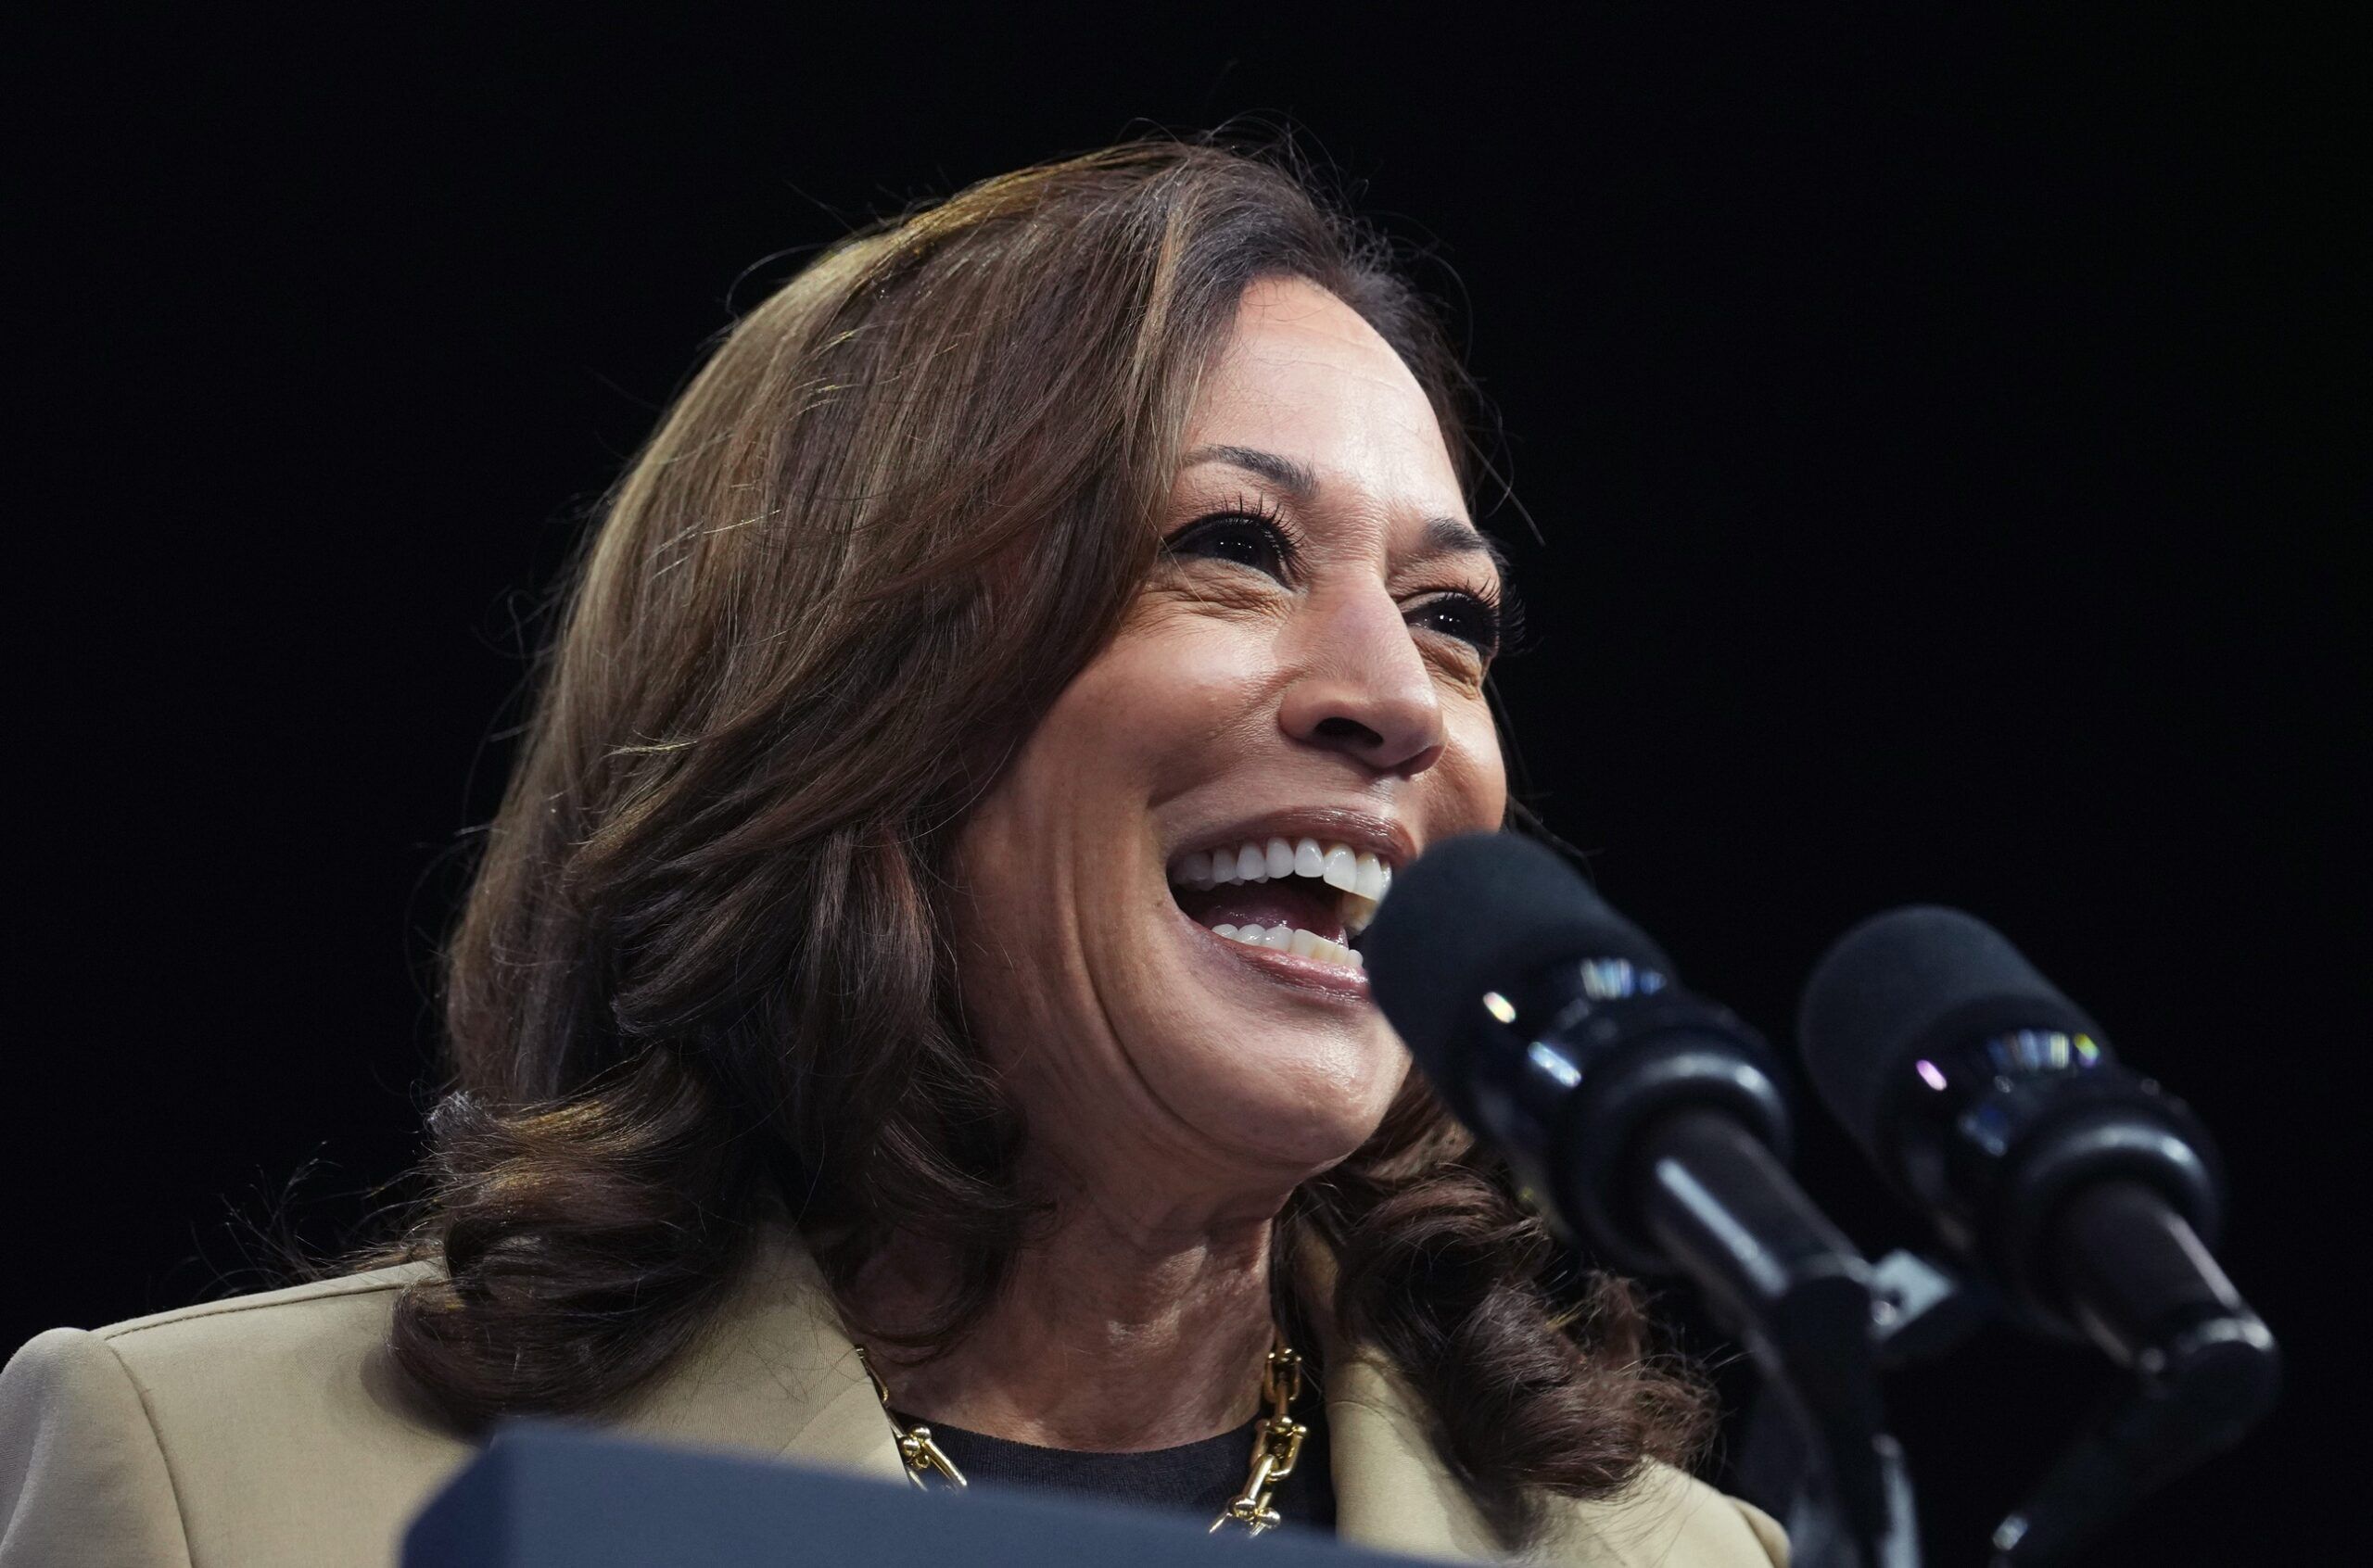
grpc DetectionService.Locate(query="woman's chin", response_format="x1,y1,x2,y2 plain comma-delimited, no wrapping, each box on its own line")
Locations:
1148,1024,1406,1179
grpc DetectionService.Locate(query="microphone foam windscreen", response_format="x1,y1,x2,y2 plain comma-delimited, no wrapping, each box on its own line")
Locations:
1796,906,2101,1160
1363,831,1673,1079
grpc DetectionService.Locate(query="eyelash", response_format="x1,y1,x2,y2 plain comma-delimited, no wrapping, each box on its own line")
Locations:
1161,496,1510,659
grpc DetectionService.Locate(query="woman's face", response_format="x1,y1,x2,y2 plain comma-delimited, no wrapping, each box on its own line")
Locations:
955,276,1509,1217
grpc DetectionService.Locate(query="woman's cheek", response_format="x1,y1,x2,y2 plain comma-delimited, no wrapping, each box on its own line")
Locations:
1440,701,1509,825
1086,614,1279,757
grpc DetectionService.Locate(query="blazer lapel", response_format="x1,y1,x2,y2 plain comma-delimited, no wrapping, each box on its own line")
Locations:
1326,1352,1504,1562
619,1225,907,1486
1325,1351,1707,1568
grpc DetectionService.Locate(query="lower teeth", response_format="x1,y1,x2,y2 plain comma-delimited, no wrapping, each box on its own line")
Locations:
1210,923,1363,970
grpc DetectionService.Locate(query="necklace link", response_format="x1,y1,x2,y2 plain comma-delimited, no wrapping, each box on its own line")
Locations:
860,1347,971,1487
896,1423,968,1486
860,1339,1308,1537
1211,1343,1308,1536
1263,1345,1303,1408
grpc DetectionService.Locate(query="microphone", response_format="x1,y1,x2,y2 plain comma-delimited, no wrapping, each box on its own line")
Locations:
1797,906,2278,1564
1364,832,1910,1563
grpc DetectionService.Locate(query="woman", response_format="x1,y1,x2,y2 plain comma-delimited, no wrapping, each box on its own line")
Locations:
0,142,1784,1566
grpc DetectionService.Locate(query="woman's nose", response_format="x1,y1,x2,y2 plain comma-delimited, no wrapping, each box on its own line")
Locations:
1277,588,1446,778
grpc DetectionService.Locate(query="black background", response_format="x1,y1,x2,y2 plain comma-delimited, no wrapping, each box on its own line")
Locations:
12,9,2364,1563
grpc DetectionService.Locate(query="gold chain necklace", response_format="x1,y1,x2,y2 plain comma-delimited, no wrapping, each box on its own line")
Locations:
858,1341,1309,1537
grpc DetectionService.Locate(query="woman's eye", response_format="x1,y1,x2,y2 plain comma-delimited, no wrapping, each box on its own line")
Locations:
1408,592,1502,656
1165,514,1290,581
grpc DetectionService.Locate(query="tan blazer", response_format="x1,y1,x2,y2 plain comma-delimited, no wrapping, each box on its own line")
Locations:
0,1229,1785,1567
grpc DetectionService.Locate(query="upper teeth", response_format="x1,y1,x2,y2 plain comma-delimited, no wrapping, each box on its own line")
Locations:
1172,836,1393,935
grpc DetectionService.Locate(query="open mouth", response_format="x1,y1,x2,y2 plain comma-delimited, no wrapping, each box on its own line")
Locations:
1166,834,1395,972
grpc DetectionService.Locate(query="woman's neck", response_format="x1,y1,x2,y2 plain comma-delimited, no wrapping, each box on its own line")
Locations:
847,1180,1284,1452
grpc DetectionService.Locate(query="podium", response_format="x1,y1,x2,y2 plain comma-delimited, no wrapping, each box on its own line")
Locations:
405,1423,1432,1567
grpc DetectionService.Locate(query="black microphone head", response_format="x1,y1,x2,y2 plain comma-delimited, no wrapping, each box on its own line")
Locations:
1363,831,1674,1080
1797,905,2102,1165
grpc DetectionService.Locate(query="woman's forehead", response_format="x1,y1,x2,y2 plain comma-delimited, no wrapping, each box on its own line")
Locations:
1181,278,1462,518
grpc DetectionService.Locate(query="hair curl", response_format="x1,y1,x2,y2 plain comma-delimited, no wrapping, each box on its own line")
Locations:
381,137,1707,1549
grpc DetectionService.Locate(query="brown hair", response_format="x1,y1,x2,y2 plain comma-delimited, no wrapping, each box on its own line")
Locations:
387,138,1706,1547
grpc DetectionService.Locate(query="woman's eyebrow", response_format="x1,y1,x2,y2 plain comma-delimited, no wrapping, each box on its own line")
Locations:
1179,442,1319,499
1413,515,1508,576
1180,442,1508,576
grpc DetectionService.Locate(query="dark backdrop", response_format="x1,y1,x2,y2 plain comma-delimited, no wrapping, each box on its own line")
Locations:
13,9,2363,1564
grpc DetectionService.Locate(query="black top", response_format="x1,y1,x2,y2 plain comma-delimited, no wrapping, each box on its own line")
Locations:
894,1410,1337,1535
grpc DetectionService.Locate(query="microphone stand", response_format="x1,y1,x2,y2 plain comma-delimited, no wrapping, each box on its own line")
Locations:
1985,1182,2281,1566
1624,1107,1923,1568
1731,1191,2279,1568
1732,1247,1986,1568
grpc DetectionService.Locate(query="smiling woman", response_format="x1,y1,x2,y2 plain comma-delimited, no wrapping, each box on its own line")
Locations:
0,142,1781,1566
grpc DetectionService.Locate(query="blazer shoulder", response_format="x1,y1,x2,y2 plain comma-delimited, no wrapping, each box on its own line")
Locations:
82,1258,464,1457
8,1264,470,1568
1,1327,194,1566
88,1262,444,1432
94,1260,433,1354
